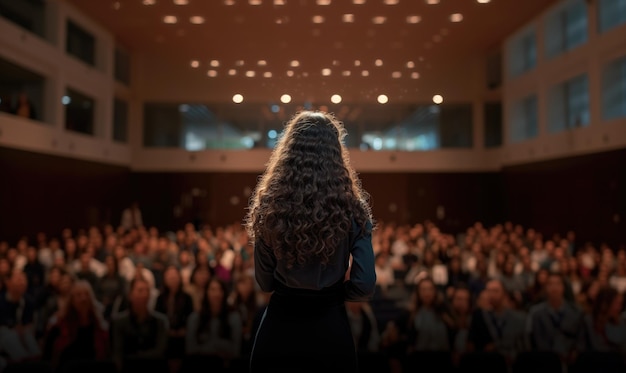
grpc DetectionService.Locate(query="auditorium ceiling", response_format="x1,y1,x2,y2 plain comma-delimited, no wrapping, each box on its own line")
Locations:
66,0,559,128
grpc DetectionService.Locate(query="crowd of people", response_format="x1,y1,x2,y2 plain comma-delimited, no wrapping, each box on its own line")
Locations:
0,218,625,373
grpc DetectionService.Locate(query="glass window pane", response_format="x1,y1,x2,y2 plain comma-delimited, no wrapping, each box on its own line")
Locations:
484,102,502,148
602,55,626,120
113,98,128,143
510,95,538,143
545,0,587,59
114,47,131,85
0,56,45,123
598,0,626,33
66,20,96,66
438,104,473,148
0,0,46,38
508,30,536,77
548,74,589,133
64,88,95,135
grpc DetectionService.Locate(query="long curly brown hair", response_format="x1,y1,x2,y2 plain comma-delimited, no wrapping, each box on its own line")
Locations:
245,111,373,269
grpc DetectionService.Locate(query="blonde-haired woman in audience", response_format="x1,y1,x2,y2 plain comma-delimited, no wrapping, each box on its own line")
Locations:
43,280,109,372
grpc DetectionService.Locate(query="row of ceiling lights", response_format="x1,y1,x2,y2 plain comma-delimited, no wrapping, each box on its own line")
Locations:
201,68,420,79
230,93,444,104
142,0,491,6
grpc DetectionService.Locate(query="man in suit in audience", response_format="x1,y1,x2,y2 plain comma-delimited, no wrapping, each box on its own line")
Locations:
527,272,584,363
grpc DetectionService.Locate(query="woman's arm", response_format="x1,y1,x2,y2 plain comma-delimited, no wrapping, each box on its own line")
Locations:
344,220,376,301
253,239,276,292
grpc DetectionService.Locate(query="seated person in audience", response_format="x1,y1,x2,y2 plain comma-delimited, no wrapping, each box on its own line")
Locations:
0,271,41,365
346,300,381,354
527,272,583,363
446,257,470,294
113,245,136,282
96,255,127,321
22,247,45,299
228,273,261,357
70,247,106,278
581,287,626,353
467,279,527,364
37,272,74,338
111,276,169,371
155,265,193,361
185,265,211,312
185,278,242,361
449,285,473,359
43,280,109,371
38,238,64,270
75,251,100,292
406,277,453,352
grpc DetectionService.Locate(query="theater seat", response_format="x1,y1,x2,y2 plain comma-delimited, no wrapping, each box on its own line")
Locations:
569,351,626,373
61,359,117,373
458,352,508,373
512,351,562,373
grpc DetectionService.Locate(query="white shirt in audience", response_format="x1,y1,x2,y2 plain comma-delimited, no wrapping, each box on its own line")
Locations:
38,247,64,269
70,258,107,278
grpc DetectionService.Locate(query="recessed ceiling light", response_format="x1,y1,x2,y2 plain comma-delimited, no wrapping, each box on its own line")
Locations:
236,60,245,66
375,59,383,67
342,70,351,76
302,72,309,77
331,94,342,104
411,72,420,79
207,70,218,77
249,0,262,5
263,72,272,78
190,60,199,68
353,0,365,4
210,60,220,67
372,16,386,24
426,0,439,4
258,60,267,66
316,0,331,4
312,15,325,23
477,0,491,3
406,61,415,68
377,94,389,104
228,69,237,75
433,94,444,104
280,94,291,103
173,0,189,4
245,70,256,77
354,60,361,66
450,13,463,22
362,70,369,76
406,15,421,24
322,68,332,76
274,0,286,4
233,94,244,104
290,60,300,67
286,70,294,77
224,0,235,4
332,60,340,66
163,15,177,24
342,14,355,23
143,0,156,5
383,0,399,4
391,71,401,78
190,16,205,24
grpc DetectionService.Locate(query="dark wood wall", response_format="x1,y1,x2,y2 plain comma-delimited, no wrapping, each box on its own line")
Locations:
0,147,131,244
2,145,624,249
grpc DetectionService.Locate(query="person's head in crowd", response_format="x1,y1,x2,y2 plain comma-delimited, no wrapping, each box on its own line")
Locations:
412,277,441,311
148,227,159,238
422,249,436,268
195,250,210,268
6,270,28,300
132,241,145,256
0,257,12,278
533,268,549,289
76,235,89,251
5,248,19,266
104,234,117,250
451,286,472,316
178,250,192,268
545,272,566,306
486,279,508,312
58,273,75,296
162,265,183,294
157,237,169,252
60,280,105,327
65,239,77,258
36,232,47,248
25,246,39,264
592,287,624,332
79,250,91,272
202,278,229,318
16,238,28,253
104,255,119,277
502,257,516,276
190,265,211,289
476,289,491,311
128,276,151,315
48,266,65,290
113,245,127,261
232,273,256,304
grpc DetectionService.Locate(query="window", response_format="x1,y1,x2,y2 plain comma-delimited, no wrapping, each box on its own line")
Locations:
548,74,589,133
64,88,95,135
484,102,502,148
438,104,473,148
66,20,95,66
510,95,538,143
113,98,128,142
507,29,537,77
601,55,626,121
0,56,45,122
114,46,131,85
598,0,626,33
0,0,46,38
544,0,588,59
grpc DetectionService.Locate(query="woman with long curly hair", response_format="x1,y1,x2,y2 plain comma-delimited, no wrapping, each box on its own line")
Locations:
246,111,376,373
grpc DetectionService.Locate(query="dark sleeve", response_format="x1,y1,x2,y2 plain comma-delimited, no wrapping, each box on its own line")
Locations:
344,220,376,301
467,309,492,351
254,238,276,292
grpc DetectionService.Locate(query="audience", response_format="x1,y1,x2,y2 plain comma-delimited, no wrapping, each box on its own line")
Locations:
0,219,625,373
